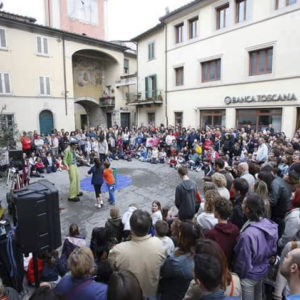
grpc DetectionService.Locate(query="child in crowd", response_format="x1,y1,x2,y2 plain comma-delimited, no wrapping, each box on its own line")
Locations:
188,151,200,170
202,158,214,176
169,155,177,168
151,200,163,225
176,152,185,169
35,157,45,174
151,147,159,164
91,137,99,154
55,156,67,171
88,158,104,208
41,250,66,288
124,145,133,161
60,224,86,269
105,207,124,243
155,220,175,256
122,203,138,239
27,254,43,286
159,148,167,163
103,161,116,205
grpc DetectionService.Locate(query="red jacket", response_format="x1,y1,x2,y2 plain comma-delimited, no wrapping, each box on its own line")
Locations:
205,222,239,262
27,257,43,284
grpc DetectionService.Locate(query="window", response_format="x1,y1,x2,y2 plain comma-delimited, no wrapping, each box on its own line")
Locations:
237,109,282,132
0,73,11,94
1,114,14,128
236,0,249,23
189,17,198,39
175,23,184,44
201,59,221,82
148,112,155,125
201,110,225,129
287,0,297,5
124,59,129,74
145,75,157,99
175,112,183,126
37,36,48,55
175,67,184,86
39,76,50,95
276,0,296,9
216,4,229,29
0,28,7,49
148,42,155,60
249,47,273,76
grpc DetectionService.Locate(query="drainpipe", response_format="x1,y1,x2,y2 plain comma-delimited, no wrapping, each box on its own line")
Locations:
62,35,68,115
136,42,139,126
164,22,168,126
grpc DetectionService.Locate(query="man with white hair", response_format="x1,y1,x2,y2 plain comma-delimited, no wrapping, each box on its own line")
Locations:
280,248,300,299
238,162,255,190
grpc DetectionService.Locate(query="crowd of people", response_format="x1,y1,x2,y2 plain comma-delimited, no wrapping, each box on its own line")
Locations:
1,123,300,299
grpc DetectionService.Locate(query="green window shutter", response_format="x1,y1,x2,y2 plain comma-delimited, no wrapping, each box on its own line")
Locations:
148,44,150,60
145,77,149,98
153,75,157,99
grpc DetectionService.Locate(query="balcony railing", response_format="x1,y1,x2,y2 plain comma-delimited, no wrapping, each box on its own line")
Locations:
126,90,164,105
116,75,137,87
99,96,115,108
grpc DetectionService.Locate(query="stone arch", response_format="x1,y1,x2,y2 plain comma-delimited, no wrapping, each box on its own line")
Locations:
74,97,105,128
72,49,119,129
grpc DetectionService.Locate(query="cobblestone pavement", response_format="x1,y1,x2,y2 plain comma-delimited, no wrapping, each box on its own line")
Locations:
1,160,203,244
0,160,204,298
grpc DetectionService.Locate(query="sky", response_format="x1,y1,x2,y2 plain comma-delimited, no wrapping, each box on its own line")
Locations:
1,0,192,40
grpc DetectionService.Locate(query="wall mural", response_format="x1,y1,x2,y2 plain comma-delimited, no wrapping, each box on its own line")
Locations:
73,56,103,87
73,56,104,100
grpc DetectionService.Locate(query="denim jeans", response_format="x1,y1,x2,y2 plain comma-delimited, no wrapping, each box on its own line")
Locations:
108,184,115,205
241,278,263,300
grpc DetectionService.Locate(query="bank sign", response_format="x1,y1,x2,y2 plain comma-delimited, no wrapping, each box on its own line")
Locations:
224,93,297,105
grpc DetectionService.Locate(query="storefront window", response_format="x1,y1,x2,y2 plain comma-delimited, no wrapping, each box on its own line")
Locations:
237,109,282,132
200,110,225,129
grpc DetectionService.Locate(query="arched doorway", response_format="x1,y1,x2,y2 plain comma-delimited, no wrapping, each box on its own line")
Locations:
39,110,54,135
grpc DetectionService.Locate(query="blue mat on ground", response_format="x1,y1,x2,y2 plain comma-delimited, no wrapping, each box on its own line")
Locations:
80,174,132,193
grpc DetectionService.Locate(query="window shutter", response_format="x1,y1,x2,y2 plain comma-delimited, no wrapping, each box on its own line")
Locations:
148,44,151,60
153,75,157,99
46,77,50,95
0,29,6,48
37,37,42,53
40,76,44,94
43,38,48,54
145,77,149,99
0,74,3,94
152,43,155,59
4,73,10,93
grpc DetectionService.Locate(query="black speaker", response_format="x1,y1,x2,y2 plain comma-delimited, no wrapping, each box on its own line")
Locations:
12,179,61,253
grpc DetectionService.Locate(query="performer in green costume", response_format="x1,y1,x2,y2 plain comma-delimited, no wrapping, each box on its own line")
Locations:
63,141,83,202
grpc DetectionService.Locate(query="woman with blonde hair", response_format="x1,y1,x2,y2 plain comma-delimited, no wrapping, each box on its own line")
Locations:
212,173,230,200
196,190,219,232
254,180,271,218
55,247,107,299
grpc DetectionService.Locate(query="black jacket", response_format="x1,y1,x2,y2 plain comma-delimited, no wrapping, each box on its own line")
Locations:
175,179,196,220
270,176,292,222
105,218,123,243
230,195,247,230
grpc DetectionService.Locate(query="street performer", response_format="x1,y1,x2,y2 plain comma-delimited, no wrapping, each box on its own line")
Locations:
63,141,83,202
